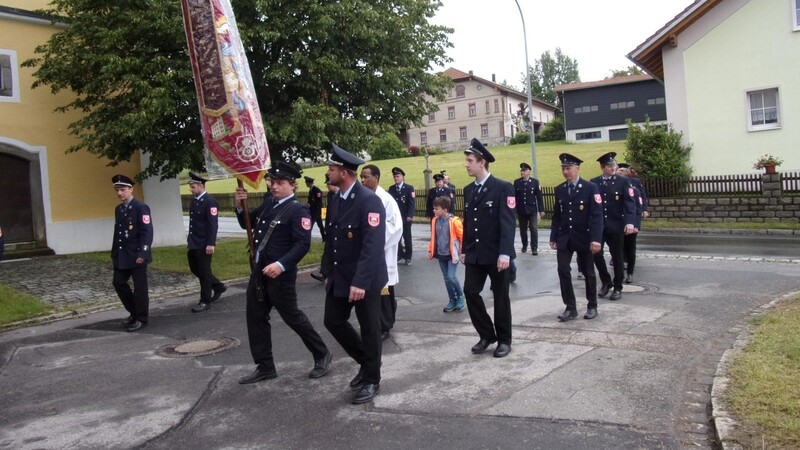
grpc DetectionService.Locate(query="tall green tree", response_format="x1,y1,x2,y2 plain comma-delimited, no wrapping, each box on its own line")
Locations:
524,47,580,108
24,0,452,180
608,65,643,78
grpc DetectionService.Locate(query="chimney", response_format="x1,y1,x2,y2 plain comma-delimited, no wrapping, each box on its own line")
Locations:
492,74,496,83
469,70,473,76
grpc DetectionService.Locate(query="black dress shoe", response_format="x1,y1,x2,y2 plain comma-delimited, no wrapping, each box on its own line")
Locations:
238,366,277,384
493,343,512,358
211,285,227,302
352,383,380,404
625,274,633,284
609,290,622,301
126,320,146,332
349,367,367,389
471,338,497,354
558,309,578,322
531,249,538,255
120,315,134,326
584,308,598,319
191,302,211,313
521,246,527,253
310,271,325,282
309,352,332,379
598,283,612,298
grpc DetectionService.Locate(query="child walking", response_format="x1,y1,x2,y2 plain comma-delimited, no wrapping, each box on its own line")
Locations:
428,196,466,312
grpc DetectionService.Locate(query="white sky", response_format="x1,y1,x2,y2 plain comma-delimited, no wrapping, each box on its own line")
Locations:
432,0,694,88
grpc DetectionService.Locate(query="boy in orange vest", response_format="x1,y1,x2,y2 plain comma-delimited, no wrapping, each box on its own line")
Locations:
428,196,466,312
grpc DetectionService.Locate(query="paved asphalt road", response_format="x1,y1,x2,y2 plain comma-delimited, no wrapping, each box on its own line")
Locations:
1,221,798,449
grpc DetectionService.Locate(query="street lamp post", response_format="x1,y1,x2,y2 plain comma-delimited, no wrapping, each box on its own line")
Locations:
513,0,538,179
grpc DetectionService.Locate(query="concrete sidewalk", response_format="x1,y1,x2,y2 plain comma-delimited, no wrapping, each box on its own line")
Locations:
1,234,799,449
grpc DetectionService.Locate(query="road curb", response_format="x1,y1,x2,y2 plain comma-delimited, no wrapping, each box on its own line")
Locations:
711,290,800,449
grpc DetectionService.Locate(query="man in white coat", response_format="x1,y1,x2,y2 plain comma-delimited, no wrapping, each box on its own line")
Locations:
360,165,404,340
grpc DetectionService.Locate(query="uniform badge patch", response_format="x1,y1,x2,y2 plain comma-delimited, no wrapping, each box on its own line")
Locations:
316,192,322,197
301,217,312,230
210,207,218,216
142,215,151,224
629,187,635,197
506,196,516,208
594,194,602,204
368,212,380,227
410,191,416,198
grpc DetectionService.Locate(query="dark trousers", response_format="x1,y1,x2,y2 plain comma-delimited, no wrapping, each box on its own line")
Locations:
379,285,397,333
246,272,328,370
113,266,149,322
187,249,224,303
398,220,413,260
594,231,625,290
324,291,382,384
311,214,326,240
517,213,538,250
557,248,597,311
463,263,512,345
623,233,637,275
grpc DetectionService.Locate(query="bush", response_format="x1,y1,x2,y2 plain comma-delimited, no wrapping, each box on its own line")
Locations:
367,132,407,161
407,146,420,157
537,116,565,142
510,132,530,145
625,118,692,178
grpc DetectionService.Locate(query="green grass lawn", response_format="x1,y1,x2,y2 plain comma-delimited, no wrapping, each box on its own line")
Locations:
180,140,627,196
0,284,52,326
727,296,800,448
70,238,325,280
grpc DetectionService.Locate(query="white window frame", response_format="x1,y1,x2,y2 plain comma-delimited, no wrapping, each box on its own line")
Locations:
793,0,800,31
448,106,455,120
459,126,467,140
420,132,427,145
480,123,489,137
746,87,781,132
0,50,21,103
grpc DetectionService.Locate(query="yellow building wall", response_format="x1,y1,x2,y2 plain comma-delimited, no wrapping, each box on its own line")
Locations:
0,10,142,222
683,0,800,174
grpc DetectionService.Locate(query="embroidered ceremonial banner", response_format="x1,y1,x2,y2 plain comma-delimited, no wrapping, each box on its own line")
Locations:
180,0,270,189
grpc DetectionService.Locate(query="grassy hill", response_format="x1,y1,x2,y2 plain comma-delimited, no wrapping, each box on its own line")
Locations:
180,140,628,195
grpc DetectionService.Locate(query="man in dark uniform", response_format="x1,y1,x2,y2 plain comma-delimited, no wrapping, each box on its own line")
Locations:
111,174,153,332
591,152,637,301
304,175,326,240
321,143,387,404
443,173,456,190
187,172,227,313
549,154,604,321
426,173,455,218
234,161,331,384
460,138,516,358
513,162,545,255
617,163,648,284
389,167,415,265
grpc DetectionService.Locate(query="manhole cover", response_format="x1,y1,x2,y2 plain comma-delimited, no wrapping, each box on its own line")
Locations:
157,337,240,358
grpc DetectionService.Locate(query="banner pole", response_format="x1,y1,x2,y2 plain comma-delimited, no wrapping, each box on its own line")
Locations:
237,179,256,267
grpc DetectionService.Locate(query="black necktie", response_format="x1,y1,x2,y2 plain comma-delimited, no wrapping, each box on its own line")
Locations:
473,183,482,201
568,184,574,196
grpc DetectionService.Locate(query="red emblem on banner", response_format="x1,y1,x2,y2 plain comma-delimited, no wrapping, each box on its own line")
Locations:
368,212,380,227
506,196,516,208
594,194,602,204
628,187,635,197
301,217,312,230
142,215,151,224
210,207,218,216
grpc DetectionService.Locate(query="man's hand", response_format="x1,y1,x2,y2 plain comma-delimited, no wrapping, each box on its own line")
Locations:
135,257,145,264
406,217,413,222
262,262,284,279
349,286,366,303
205,245,215,255
590,241,602,254
624,224,636,235
459,253,465,264
550,241,557,250
497,257,510,271
234,187,248,202
539,212,545,219
643,211,650,219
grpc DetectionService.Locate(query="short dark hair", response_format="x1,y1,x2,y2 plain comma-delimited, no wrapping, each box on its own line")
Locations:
433,196,451,210
362,164,381,180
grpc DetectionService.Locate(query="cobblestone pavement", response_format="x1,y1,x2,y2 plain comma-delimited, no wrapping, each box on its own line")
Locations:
0,255,197,312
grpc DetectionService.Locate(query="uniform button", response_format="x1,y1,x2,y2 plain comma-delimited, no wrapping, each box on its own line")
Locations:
334,262,338,265
569,226,573,229
474,218,477,221
476,239,480,242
